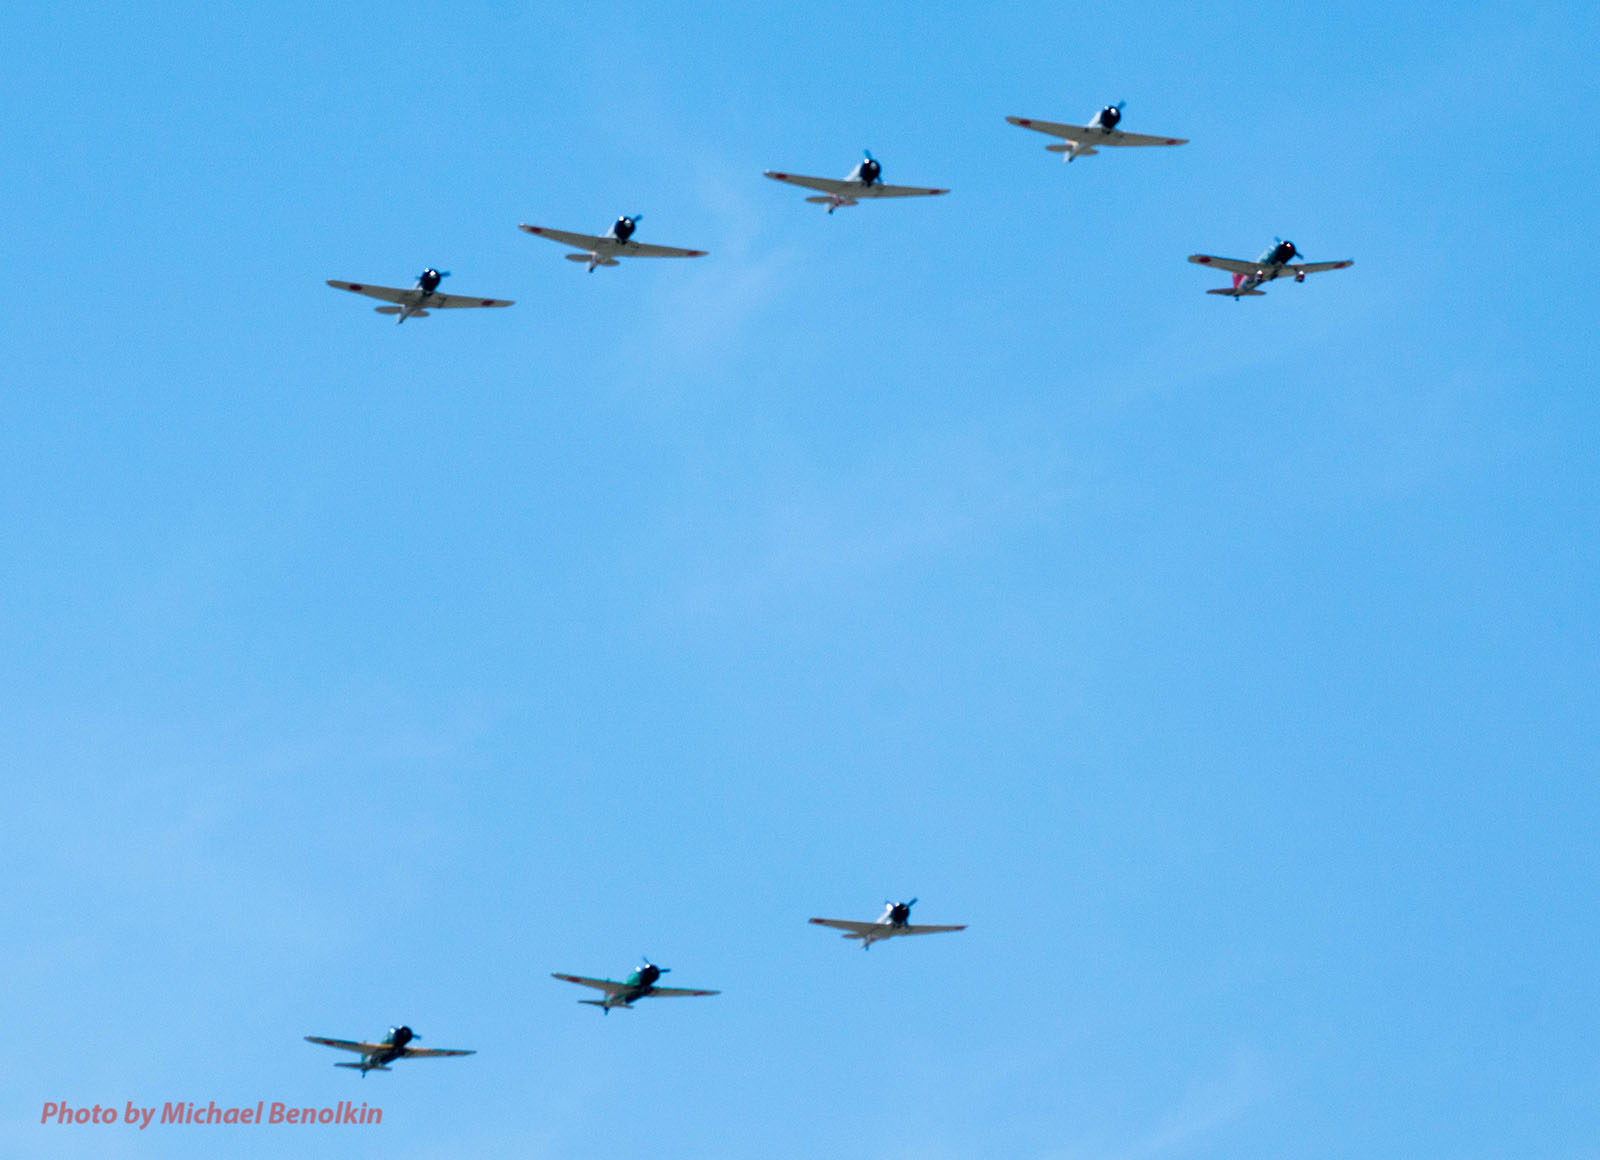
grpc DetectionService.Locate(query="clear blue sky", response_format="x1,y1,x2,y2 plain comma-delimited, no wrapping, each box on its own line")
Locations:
4,1,1598,1157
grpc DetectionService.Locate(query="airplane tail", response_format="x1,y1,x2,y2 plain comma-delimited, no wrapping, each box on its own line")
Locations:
1207,288,1265,297
374,306,402,314
1046,143,1097,159
578,1000,627,1010
564,253,619,267
334,1062,389,1071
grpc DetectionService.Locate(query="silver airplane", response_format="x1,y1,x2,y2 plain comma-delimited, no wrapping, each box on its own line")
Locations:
764,150,949,214
809,898,967,950
304,1025,474,1076
1006,102,1187,162
325,269,513,323
518,215,707,273
1188,238,1354,298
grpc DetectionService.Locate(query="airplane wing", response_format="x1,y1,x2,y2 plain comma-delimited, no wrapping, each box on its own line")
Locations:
616,240,709,258
1287,260,1354,275
399,1046,476,1058
855,182,949,200
1102,130,1188,147
518,225,705,259
1187,254,1265,275
551,973,630,996
1007,118,1185,147
1007,116,1094,141
764,171,854,196
424,291,514,309
899,924,968,935
764,172,948,200
1189,255,1354,276
519,225,610,251
808,918,881,936
304,1036,383,1054
643,986,720,998
325,280,413,304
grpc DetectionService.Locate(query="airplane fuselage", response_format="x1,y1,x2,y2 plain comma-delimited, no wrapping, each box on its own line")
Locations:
1229,240,1302,294
595,964,663,1009
393,269,445,323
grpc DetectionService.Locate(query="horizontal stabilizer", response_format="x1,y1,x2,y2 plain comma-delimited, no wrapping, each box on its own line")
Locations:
374,306,402,314
1207,288,1265,297
579,1000,625,1009
1045,144,1097,155
335,1062,389,1070
805,195,854,207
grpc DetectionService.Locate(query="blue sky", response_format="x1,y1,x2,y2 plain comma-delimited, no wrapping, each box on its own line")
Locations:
3,1,1598,1157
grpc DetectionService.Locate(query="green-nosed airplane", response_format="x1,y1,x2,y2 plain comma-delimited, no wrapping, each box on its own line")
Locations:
551,961,719,1014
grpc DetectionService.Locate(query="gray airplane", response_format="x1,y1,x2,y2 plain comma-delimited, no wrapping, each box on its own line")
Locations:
1006,102,1188,162
325,269,513,323
809,899,967,950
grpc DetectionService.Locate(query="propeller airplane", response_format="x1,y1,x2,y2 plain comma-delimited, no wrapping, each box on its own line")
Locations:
763,150,949,214
518,215,708,272
303,1025,475,1076
551,961,720,1013
809,899,967,950
1188,238,1354,298
324,269,513,323
1006,102,1187,162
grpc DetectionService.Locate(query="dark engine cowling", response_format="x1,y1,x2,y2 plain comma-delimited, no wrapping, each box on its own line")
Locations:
1099,105,1122,129
614,216,637,242
638,964,661,986
419,269,442,293
390,1026,415,1048
860,157,881,184
1273,240,1298,264
889,902,912,925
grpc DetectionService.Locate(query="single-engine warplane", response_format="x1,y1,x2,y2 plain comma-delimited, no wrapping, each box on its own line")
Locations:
324,269,513,323
518,215,707,272
303,1026,475,1075
809,899,967,950
551,961,720,1013
764,151,949,213
1188,239,1354,298
1006,102,1187,162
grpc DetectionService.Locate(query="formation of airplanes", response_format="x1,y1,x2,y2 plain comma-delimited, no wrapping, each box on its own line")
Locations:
302,900,966,1068
326,101,1351,320
305,105,1350,1075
